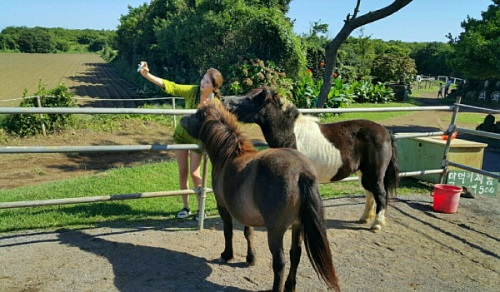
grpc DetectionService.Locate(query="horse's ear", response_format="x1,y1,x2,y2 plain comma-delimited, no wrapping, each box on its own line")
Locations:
244,87,267,104
268,88,283,107
246,86,274,105
248,87,265,99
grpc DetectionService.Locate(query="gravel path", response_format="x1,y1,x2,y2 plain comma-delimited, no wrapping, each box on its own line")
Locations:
1,193,499,291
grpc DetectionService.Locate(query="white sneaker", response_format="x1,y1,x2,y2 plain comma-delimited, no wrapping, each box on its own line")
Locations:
196,211,207,221
177,207,191,219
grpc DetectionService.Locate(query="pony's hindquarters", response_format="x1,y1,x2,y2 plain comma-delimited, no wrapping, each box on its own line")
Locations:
384,133,400,198
298,174,340,292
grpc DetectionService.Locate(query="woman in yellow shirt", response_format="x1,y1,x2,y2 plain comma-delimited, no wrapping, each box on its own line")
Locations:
139,61,223,220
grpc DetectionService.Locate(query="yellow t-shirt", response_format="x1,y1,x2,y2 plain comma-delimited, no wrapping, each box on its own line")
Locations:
161,79,202,151
161,79,199,109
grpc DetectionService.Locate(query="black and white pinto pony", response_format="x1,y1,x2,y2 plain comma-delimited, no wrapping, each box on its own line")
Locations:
225,87,400,231
180,101,340,292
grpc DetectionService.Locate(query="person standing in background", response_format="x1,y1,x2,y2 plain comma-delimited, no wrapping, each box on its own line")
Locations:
138,61,224,220
437,82,444,98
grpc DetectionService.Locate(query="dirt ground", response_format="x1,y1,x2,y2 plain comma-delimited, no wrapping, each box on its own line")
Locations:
1,96,499,291
1,193,499,291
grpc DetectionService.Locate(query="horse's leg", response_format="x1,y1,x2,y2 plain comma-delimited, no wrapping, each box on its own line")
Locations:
359,171,387,231
357,171,375,223
244,226,256,266
267,228,287,292
217,206,234,262
369,181,387,231
285,224,302,292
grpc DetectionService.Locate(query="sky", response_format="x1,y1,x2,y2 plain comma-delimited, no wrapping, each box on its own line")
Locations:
0,0,493,42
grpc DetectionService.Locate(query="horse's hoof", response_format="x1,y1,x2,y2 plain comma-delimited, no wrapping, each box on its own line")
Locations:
285,279,296,291
358,213,375,224
220,252,233,263
246,255,256,266
370,224,382,232
358,218,368,224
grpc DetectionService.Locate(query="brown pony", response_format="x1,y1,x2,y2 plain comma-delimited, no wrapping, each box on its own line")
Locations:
225,87,399,231
180,102,340,292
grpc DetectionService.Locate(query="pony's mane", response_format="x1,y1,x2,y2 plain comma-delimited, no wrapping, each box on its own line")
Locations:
200,102,256,159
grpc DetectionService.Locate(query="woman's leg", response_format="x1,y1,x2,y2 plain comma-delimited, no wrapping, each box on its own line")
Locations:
190,151,205,221
176,149,191,218
190,151,203,207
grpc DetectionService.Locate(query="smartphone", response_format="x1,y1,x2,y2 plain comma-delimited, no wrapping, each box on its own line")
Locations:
137,62,144,73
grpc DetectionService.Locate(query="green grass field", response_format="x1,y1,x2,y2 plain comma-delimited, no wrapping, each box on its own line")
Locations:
0,53,137,107
0,158,434,233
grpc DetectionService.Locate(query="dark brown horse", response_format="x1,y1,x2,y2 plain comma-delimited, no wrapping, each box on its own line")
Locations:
225,87,399,231
180,102,340,292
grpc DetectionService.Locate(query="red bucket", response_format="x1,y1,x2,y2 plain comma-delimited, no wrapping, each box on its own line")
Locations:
431,184,462,213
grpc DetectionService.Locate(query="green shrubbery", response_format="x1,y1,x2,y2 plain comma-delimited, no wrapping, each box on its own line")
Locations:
351,80,395,103
224,62,394,109
289,70,395,109
225,58,292,97
2,83,76,136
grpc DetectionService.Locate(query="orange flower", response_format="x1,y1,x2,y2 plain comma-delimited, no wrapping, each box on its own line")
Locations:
320,62,325,67
333,72,338,78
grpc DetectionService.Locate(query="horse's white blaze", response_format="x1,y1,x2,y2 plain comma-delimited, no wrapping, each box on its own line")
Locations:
294,115,343,183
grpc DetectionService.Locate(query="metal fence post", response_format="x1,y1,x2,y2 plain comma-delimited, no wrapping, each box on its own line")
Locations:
198,152,209,229
35,96,47,136
439,95,462,183
172,97,177,129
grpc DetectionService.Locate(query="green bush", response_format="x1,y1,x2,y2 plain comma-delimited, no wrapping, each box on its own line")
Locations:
291,71,352,109
325,77,354,108
2,83,76,136
290,70,322,108
225,58,293,97
290,72,394,109
351,81,395,103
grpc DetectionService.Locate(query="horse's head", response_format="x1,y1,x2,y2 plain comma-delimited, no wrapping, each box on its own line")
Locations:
180,105,207,140
224,86,285,124
181,101,255,159
181,101,243,142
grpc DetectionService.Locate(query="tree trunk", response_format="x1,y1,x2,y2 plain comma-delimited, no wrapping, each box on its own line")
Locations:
315,0,413,108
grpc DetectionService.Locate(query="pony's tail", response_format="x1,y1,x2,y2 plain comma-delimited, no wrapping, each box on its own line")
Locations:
299,174,340,292
384,133,400,198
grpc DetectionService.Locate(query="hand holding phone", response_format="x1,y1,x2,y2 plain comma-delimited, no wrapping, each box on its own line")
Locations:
137,62,145,73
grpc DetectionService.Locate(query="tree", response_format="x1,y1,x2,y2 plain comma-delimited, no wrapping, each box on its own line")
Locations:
315,0,413,108
371,53,417,83
410,42,452,76
0,33,17,51
17,28,56,53
0,26,115,53
298,21,329,80
115,0,304,87
115,4,149,64
448,0,500,79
